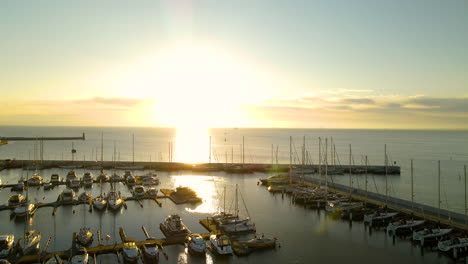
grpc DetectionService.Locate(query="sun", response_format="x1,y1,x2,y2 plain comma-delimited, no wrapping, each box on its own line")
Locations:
149,43,264,129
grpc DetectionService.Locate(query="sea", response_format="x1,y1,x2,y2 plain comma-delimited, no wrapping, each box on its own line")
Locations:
0,126,467,263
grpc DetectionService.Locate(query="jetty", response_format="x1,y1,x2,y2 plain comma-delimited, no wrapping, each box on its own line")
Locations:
1,159,401,175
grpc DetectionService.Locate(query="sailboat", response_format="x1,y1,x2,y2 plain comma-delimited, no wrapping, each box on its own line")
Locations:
364,145,397,225
93,179,107,210
218,185,255,234
18,163,41,255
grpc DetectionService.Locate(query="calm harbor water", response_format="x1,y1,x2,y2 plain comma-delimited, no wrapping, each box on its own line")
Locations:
0,169,458,263
0,127,468,263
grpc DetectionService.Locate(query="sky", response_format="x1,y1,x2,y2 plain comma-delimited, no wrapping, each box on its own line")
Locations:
1,0,467,129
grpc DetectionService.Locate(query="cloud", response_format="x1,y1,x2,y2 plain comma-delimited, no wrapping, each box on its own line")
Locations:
72,97,151,108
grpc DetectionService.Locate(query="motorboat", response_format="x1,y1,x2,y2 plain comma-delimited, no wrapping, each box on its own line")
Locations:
44,254,65,264
413,228,452,247
0,234,14,258
133,185,146,198
122,242,140,263
220,219,256,233
209,234,232,255
107,190,123,210
43,181,52,190
141,239,159,262
126,175,136,187
12,179,25,191
69,247,88,264
364,211,398,226
325,201,363,213
161,214,189,237
78,192,92,202
76,227,93,247
438,237,468,259
259,174,288,186
185,233,207,255
18,230,41,255
69,179,81,189
241,234,277,248
50,174,61,185
14,202,34,218
93,196,107,210
140,172,160,186
387,219,425,234
66,170,78,184
27,173,43,186
123,170,133,180
146,187,158,197
60,189,76,202
110,173,121,182
8,194,24,206
96,171,109,182
82,172,94,188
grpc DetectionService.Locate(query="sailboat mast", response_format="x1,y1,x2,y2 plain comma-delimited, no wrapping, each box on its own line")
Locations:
365,155,368,206
349,144,352,197
411,159,414,211
318,137,321,186
325,138,328,192
464,165,467,225
235,184,239,217
385,144,388,204
132,134,135,165
438,160,441,218
289,136,292,184
209,136,212,164
271,144,274,167
302,136,305,182
223,185,226,213
100,132,104,166
242,136,245,164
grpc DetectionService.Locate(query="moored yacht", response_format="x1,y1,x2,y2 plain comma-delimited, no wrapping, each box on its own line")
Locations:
110,173,121,182
69,178,81,189
14,202,35,218
76,227,93,247
413,228,452,247
19,230,41,255
126,174,136,187
185,233,207,255
50,174,61,185
387,219,425,234
161,214,189,237
27,173,43,186
96,171,109,182
146,187,158,197
364,211,398,226
133,185,146,198
107,190,123,210
69,247,88,264
8,194,24,206
241,234,277,248
60,189,76,202
122,242,140,263
209,234,233,255
66,170,78,184
141,239,159,262
0,234,14,258
78,192,92,202
438,237,468,259
93,196,107,210
82,172,94,188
